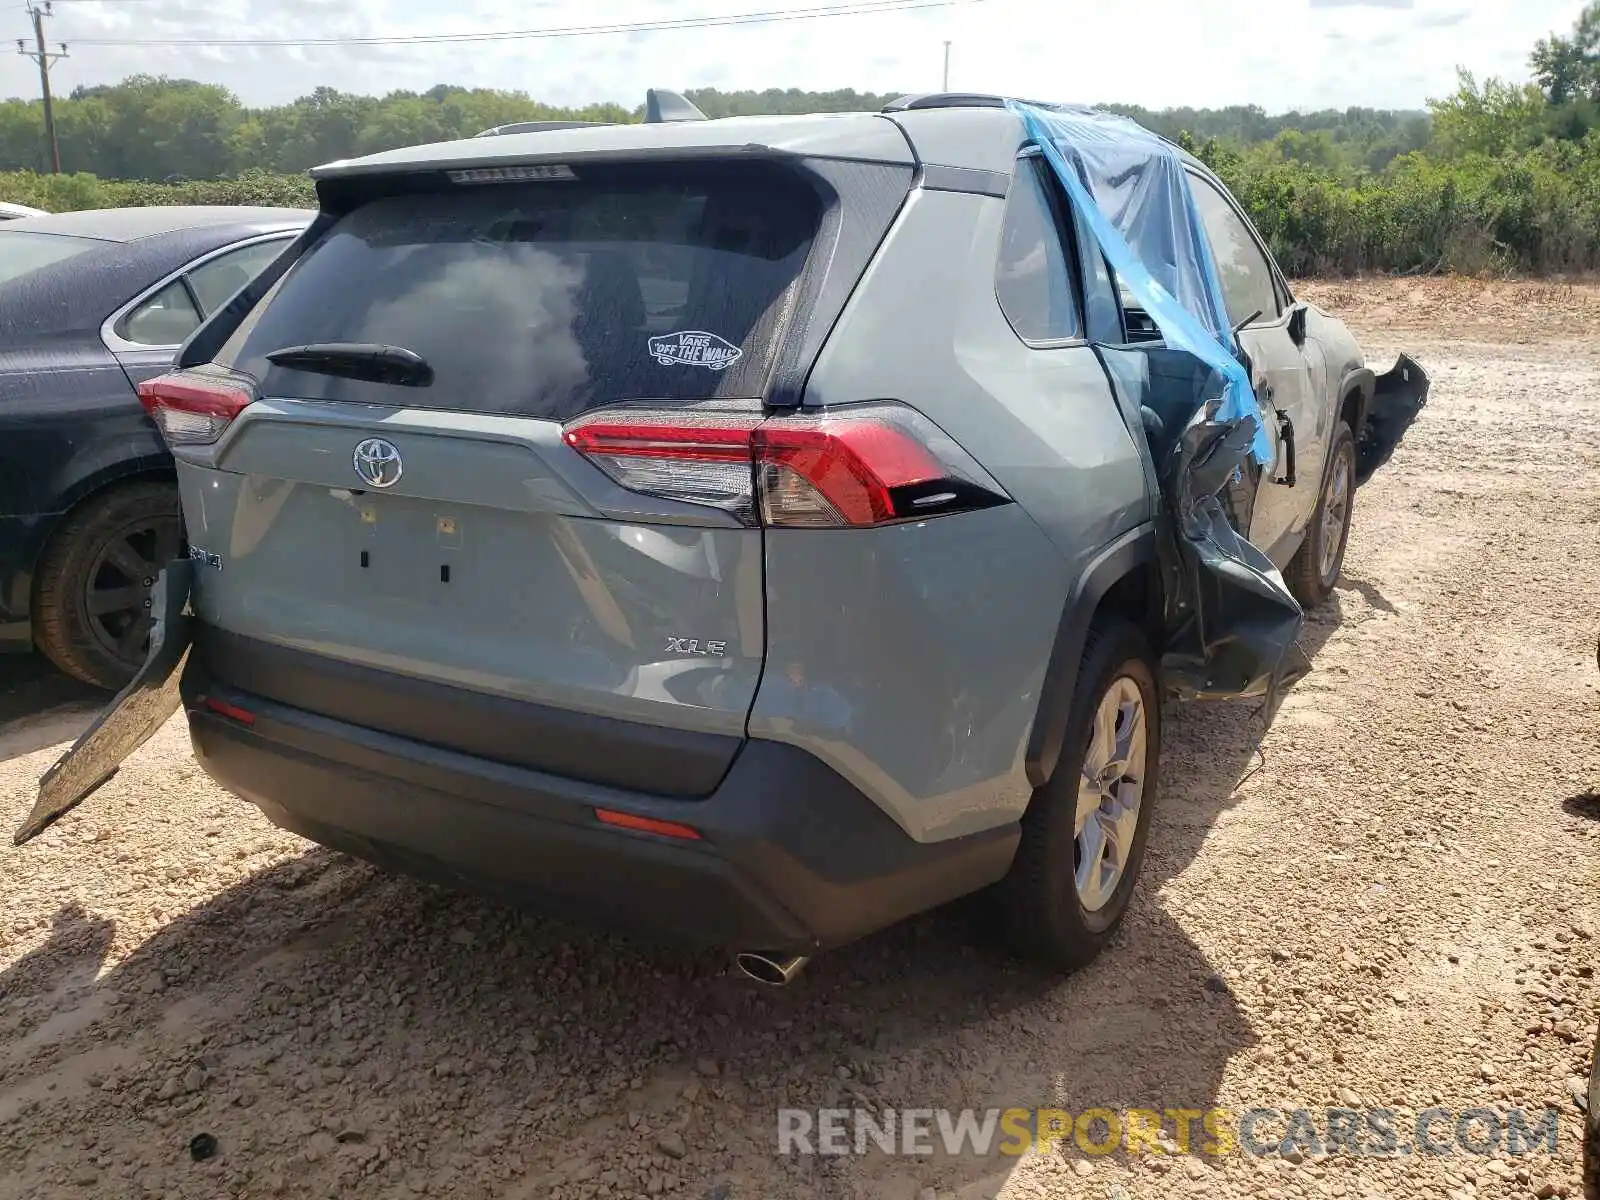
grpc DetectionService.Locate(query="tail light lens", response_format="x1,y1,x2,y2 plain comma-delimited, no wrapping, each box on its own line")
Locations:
563,403,1008,528
137,371,256,446
563,411,764,522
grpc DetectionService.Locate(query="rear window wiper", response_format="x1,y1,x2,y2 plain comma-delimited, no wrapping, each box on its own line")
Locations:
264,342,434,387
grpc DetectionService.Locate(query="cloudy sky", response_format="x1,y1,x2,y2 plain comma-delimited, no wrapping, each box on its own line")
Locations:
0,0,1585,112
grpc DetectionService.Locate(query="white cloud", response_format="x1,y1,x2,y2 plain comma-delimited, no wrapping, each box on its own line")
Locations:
0,0,1586,114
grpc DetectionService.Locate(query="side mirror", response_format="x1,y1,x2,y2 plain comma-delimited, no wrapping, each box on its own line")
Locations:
1287,304,1308,348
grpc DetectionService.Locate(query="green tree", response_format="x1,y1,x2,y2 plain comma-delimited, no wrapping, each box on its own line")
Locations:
1530,1,1600,103
1428,70,1547,158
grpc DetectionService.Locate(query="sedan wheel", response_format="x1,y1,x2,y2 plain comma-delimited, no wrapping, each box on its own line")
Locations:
33,481,184,691
84,514,184,668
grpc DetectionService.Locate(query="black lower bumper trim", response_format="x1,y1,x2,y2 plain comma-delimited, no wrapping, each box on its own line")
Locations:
183,676,1018,954
191,624,741,798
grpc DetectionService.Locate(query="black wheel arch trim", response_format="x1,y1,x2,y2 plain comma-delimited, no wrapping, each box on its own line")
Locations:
1337,365,1376,440
1024,522,1160,790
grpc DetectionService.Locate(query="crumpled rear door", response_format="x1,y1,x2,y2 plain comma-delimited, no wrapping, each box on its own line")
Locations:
1012,100,1429,709
1094,345,1309,711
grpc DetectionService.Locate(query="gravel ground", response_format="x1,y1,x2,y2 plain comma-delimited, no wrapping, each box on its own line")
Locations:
1,277,1598,1200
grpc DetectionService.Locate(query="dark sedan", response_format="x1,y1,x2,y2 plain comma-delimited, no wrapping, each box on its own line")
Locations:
0,205,311,689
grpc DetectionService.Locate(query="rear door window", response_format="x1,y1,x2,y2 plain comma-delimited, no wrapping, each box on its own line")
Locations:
187,238,291,315
215,162,821,420
994,158,1081,343
121,280,203,346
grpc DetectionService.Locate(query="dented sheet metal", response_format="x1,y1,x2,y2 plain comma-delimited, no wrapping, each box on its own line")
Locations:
1011,100,1305,702
1159,417,1311,707
13,559,193,846
1009,101,1275,466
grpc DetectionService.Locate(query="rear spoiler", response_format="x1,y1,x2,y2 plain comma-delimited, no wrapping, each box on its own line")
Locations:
473,88,707,138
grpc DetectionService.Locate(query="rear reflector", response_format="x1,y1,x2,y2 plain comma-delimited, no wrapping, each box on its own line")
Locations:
563,403,1007,528
200,695,256,726
137,371,256,446
594,808,703,841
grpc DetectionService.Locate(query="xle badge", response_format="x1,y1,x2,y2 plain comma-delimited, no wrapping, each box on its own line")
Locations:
666,637,727,657
647,331,742,371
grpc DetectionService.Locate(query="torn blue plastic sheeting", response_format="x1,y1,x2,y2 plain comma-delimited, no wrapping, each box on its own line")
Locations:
1007,101,1275,466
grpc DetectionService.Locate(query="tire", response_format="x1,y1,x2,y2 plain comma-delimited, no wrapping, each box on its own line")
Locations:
1285,421,1355,610
1000,617,1161,972
32,481,183,691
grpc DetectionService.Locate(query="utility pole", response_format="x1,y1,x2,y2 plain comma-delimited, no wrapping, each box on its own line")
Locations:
942,40,951,91
17,2,67,174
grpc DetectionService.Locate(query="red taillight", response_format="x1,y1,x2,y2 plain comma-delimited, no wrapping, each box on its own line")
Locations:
563,404,1006,528
754,416,949,527
137,371,255,447
594,808,702,841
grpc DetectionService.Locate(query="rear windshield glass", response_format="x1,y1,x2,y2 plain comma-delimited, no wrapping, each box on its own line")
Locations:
215,162,821,420
0,231,99,285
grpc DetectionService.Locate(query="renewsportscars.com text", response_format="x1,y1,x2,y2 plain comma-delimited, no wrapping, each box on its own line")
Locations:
776,1105,1563,1159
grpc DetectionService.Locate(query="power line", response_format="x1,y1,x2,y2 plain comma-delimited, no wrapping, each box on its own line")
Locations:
62,0,986,48
17,1,67,173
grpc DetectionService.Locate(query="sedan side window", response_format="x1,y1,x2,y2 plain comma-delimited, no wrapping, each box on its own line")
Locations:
1187,175,1281,330
120,280,202,347
994,158,1082,343
187,239,288,316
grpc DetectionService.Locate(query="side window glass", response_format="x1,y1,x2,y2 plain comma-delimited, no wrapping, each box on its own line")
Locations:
187,239,287,316
120,280,201,346
1069,201,1123,344
1187,176,1280,329
995,159,1081,343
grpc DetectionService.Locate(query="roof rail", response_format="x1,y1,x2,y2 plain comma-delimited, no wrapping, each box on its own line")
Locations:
473,120,612,138
882,92,1072,114
645,89,708,123
882,93,1007,111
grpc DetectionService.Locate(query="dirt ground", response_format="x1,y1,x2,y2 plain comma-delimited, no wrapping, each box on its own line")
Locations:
1,276,1598,1200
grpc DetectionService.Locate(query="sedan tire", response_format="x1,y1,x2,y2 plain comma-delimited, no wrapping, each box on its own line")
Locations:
33,481,183,691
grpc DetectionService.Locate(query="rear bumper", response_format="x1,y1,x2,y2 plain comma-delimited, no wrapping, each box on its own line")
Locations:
182,675,1018,955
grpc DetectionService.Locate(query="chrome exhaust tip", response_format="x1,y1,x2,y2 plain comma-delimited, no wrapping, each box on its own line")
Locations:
734,951,810,986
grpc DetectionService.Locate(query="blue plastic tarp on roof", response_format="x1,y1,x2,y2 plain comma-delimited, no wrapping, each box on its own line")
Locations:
1007,101,1274,466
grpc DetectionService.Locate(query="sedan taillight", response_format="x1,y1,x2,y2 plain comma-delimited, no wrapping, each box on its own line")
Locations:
563,403,1008,528
137,371,256,446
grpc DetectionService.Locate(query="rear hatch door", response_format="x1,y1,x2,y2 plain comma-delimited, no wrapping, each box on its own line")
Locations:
181,161,826,794
185,161,822,798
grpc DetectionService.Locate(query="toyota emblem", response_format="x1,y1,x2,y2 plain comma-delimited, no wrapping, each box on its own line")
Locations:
353,438,403,488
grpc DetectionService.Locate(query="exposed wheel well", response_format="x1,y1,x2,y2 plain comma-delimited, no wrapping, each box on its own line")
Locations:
1339,386,1364,438
1093,561,1162,648
1025,529,1165,791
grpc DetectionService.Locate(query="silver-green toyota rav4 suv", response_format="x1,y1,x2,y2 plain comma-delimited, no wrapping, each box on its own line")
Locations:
16,92,1427,984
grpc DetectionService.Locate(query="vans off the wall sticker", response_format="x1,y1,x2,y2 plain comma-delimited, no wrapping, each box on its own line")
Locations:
647,331,743,371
